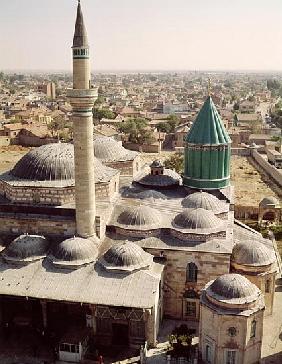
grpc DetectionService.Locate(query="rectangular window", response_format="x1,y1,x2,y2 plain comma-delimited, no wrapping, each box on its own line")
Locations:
226,350,236,364
265,279,271,293
185,301,196,317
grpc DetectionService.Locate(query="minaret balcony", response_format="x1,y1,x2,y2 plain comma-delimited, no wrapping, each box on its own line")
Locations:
67,88,98,110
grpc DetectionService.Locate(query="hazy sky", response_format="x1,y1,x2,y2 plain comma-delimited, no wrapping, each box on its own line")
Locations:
1,0,282,72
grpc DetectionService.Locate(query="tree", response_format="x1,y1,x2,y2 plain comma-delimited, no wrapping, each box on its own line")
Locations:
164,153,184,174
118,118,154,145
47,117,67,139
156,122,170,133
93,108,115,121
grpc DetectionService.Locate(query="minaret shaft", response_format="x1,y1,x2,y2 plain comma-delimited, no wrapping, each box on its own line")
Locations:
68,1,97,238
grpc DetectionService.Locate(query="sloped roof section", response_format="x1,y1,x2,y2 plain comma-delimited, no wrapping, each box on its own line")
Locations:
73,1,89,47
186,96,231,145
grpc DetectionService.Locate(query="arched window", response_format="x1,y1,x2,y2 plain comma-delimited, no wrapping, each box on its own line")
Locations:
250,320,256,338
265,279,271,293
186,262,198,282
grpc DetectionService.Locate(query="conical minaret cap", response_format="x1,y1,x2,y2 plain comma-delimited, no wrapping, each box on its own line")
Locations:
186,96,231,145
73,0,89,47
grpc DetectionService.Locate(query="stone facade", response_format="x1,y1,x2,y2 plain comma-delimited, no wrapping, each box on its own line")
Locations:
144,248,230,321
105,156,141,177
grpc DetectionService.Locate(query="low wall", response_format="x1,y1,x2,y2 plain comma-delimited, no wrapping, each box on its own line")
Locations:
234,205,259,220
231,147,251,156
252,150,282,188
123,142,160,153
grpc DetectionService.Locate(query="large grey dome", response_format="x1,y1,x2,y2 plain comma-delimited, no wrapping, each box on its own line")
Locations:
173,208,222,230
94,136,138,162
101,242,153,272
11,143,74,181
182,191,227,214
2,234,49,263
50,237,99,268
259,196,280,208
10,143,117,183
231,241,276,267
117,205,161,227
136,190,167,200
207,273,260,304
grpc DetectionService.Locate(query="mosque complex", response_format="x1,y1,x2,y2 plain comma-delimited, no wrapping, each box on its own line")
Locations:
0,2,280,364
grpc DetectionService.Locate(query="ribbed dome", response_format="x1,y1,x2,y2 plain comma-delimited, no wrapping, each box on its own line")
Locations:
186,96,231,145
94,136,138,162
182,191,227,213
50,237,99,268
231,241,276,267
10,143,117,183
117,205,161,227
173,208,222,230
207,274,260,303
259,196,280,208
101,242,153,272
11,143,74,181
2,234,49,263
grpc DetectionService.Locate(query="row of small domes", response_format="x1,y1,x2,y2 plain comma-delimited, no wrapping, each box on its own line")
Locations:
1,234,152,272
116,204,224,231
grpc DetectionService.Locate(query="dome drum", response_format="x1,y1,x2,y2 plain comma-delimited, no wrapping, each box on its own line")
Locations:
170,228,226,243
114,226,161,239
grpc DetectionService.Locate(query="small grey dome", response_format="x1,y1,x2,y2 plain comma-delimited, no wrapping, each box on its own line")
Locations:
182,191,227,213
50,237,99,268
11,143,74,181
117,205,161,227
207,273,260,303
11,143,117,183
150,160,163,168
135,168,181,187
259,196,280,208
173,208,222,230
3,234,49,263
137,190,167,200
101,242,153,272
94,136,138,162
231,241,276,267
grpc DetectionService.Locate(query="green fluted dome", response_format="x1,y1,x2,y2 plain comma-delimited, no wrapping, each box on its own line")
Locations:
183,96,231,190
186,97,231,145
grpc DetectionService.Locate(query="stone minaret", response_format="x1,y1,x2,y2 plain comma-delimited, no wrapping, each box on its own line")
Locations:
68,1,98,238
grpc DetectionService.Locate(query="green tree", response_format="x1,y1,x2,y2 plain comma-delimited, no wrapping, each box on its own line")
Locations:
47,117,67,139
164,153,184,174
93,108,115,121
118,118,154,145
156,122,170,133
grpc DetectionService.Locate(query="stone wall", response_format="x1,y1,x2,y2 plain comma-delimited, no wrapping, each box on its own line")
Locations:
105,156,141,177
0,213,76,237
0,177,119,206
252,149,282,188
234,205,259,220
231,147,251,156
144,248,230,320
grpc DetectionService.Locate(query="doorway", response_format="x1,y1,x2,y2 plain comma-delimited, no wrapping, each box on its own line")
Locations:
112,323,129,346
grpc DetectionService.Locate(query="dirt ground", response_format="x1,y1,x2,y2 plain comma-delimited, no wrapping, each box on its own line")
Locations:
0,145,31,173
230,156,281,207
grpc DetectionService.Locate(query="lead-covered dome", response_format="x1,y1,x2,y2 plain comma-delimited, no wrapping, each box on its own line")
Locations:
50,237,99,268
182,191,228,214
2,234,49,263
173,208,223,230
11,143,74,181
117,205,161,227
94,136,138,162
207,273,260,304
100,242,153,272
10,143,118,183
231,241,275,267
259,196,280,208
